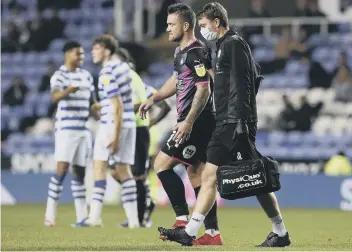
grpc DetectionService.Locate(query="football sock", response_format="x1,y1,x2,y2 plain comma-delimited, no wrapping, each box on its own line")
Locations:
45,174,65,222
89,179,106,222
157,169,189,217
121,178,139,227
71,176,87,223
194,186,219,231
185,212,205,237
270,215,287,237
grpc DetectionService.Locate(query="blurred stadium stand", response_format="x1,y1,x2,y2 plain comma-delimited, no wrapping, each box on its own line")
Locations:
1,0,352,173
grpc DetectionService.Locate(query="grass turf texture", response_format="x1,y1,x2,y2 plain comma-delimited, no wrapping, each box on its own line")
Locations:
2,205,351,251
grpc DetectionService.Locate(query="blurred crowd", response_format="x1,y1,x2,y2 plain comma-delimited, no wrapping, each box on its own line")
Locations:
1,0,80,52
1,0,352,147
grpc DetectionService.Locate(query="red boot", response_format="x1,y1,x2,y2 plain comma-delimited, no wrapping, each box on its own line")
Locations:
193,233,224,246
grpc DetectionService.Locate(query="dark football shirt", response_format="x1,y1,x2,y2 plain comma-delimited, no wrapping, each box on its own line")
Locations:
173,39,213,122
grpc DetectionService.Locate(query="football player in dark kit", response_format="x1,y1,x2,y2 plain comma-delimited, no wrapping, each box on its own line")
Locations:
158,2,291,247
139,3,223,246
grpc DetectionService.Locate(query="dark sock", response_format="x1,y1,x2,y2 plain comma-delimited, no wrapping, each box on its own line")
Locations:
136,180,146,224
157,169,189,217
194,186,219,231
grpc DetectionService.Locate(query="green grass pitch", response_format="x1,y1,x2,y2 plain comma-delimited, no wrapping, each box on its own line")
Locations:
1,205,351,251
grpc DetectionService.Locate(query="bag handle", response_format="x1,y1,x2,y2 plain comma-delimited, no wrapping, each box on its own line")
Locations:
230,127,260,161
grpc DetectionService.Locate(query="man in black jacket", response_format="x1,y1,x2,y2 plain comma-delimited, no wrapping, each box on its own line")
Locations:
158,2,291,248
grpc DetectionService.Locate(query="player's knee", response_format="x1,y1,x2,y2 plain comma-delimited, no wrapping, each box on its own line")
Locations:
72,165,85,181
187,166,201,187
56,162,70,176
110,169,120,182
115,163,133,181
153,152,176,173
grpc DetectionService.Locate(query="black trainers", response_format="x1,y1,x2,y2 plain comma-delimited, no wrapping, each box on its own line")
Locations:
256,232,291,247
158,227,195,246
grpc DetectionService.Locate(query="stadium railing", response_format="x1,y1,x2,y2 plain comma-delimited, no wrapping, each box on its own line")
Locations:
114,0,156,42
228,16,352,38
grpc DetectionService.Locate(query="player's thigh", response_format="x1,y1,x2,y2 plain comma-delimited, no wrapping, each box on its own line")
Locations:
153,150,180,172
54,131,78,164
132,127,150,178
93,125,110,162
169,114,214,167
201,162,218,187
186,162,205,187
72,134,91,168
158,127,199,169
110,127,136,167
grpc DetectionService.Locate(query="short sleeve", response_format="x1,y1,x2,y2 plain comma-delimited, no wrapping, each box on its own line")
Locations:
50,72,65,92
186,48,211,86
100,73,120,98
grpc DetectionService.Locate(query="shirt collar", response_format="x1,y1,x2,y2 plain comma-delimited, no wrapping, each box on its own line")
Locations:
216,29,238,47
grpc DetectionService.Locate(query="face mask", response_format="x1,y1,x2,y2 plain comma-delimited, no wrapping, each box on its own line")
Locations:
200,27,217,41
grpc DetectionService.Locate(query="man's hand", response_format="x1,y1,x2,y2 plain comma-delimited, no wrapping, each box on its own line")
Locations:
67,85,80,93
107,136,119,153
139,98,154,120
172,121,193,145
51,85,80,102
90,102,101,120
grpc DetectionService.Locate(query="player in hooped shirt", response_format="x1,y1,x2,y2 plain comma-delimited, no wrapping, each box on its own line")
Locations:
44,41,94,227
139,3,223,245
79,35,139,228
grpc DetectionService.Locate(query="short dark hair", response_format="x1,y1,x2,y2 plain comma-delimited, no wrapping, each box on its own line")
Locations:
93,34,118,55
62,41,81,53
167,3,196,30
197,2,229,28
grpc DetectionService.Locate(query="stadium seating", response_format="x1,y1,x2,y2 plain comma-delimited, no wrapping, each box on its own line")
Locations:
1,0,351,160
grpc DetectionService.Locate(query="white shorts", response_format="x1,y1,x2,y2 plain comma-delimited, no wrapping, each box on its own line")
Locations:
93,124,136,165
54,130,92,167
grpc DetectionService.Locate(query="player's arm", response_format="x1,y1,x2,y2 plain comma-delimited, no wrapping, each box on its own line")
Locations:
151,73,177,103
185,84,210,124
150,99,171,126
184,49,212,124
50,73,79,102
172,49,211,144
139,73,176,119
104,73,123,152
225,39,251,119
110,95,123,149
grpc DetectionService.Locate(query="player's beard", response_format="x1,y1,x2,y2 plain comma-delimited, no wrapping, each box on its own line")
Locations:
173,33,184,43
